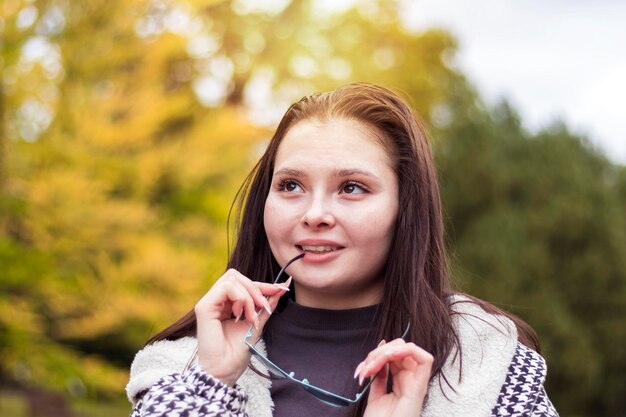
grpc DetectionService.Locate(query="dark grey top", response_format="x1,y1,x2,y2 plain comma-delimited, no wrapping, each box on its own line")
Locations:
263,299,379,417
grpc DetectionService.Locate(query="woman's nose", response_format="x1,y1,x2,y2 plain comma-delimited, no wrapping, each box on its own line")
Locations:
301,196,335,229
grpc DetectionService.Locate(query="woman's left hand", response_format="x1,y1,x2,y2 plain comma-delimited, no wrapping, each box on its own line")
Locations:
356,339,433,417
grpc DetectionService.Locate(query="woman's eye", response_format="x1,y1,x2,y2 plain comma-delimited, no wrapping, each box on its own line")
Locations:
341,183,366,194
279,180,303,192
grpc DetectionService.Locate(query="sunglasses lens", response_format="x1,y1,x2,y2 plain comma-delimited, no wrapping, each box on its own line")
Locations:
302,385,353,407
248,348,288,378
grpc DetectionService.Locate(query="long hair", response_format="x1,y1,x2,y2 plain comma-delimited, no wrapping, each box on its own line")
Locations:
148,83,540,385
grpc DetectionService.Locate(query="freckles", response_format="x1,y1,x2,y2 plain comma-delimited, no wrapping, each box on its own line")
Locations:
349,207,396,245
351,206,393,226
264,211,281,231
264,195,288,218
264,200,300,232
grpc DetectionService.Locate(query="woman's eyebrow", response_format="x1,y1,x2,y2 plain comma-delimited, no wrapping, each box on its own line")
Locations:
273,167,380,180
273,168,305,178
333,169,380,180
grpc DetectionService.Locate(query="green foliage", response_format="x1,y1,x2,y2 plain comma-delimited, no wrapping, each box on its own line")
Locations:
436,102,626,417
0,391,130,417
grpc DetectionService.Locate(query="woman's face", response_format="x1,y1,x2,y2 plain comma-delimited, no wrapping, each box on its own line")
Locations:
263,118,399,309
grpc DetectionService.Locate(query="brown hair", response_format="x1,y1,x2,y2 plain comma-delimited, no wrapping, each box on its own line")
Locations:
149,82,540,391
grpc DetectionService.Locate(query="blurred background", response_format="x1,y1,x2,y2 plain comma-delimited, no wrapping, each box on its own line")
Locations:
1,0,624,416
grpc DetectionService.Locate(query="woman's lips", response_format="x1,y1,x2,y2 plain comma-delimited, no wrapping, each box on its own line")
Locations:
295,243,344,262
298,245,338,253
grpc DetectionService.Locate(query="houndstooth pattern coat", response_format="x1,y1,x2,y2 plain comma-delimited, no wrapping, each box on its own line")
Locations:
127,297,558,417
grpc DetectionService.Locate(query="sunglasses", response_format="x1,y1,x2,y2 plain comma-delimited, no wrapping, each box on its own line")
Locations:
244,253,411,407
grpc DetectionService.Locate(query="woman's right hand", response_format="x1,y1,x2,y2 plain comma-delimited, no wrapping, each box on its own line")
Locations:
194,269,290,386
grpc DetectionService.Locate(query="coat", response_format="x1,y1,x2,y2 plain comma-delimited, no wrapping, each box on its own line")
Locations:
126,297,558,417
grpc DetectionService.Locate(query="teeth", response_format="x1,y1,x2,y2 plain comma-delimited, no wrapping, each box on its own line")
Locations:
301,245,336,253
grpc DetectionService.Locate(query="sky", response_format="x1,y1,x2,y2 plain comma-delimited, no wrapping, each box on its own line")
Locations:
17,0,625,164
399,0,626,164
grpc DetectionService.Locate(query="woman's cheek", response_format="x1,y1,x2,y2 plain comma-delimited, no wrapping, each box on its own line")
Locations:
263,196,276,228
264,197,291,240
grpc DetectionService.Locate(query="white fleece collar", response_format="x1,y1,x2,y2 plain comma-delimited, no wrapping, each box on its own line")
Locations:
126,336,274,417
421,297,518,417
126,296,517,417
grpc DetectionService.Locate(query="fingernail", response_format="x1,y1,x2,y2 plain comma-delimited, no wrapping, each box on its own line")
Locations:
277,285,290,292
235,313,242,323
378,339,386,347
262,299,272,315
359,363,370,385
254,314,260,330
353,362,364,379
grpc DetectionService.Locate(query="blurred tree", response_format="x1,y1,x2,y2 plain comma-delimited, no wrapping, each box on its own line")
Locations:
0,0,262,399
2,0,623,415
1,0,464,401
436,101,626,417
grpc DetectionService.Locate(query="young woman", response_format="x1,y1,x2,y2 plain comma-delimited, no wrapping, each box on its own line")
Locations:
126,83,558,417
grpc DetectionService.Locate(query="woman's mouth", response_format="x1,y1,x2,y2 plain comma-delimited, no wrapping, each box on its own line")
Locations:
298,245,338,253
295,241,344,262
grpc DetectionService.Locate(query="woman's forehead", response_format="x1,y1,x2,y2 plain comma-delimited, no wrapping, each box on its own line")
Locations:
278,118,388,153
275,118,393,167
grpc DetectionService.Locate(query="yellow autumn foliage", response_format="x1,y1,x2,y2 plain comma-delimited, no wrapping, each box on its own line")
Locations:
1,0,462,400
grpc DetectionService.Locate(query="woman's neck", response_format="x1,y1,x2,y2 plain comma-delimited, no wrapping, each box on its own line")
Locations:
293,281,383,310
